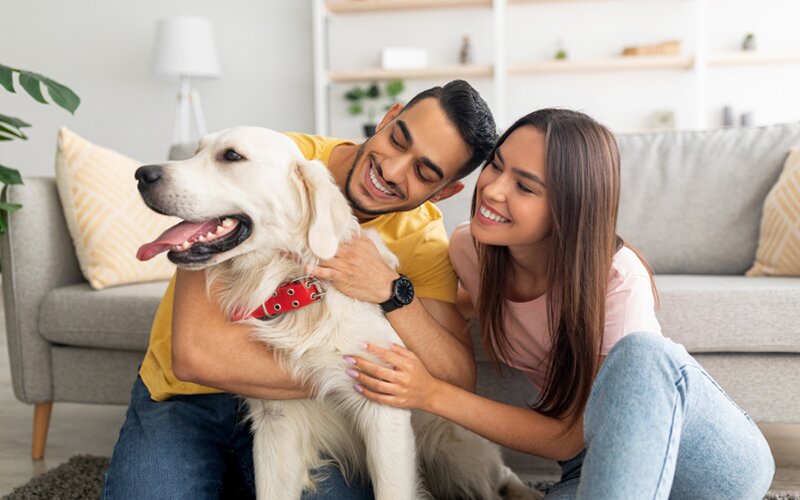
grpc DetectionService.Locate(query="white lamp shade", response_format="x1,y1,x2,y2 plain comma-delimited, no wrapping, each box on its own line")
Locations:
153,16,221,79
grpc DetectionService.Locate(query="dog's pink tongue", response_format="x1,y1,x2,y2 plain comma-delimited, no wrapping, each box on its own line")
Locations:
136,220,219,261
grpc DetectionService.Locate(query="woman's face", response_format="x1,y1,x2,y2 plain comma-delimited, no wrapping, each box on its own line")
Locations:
471,125,552,249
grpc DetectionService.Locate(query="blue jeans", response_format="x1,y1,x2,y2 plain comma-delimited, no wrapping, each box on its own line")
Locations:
102,377,374,500
543,332,775,500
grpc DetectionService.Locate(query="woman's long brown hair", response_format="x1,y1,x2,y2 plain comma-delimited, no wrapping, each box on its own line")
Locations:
471,109,657,429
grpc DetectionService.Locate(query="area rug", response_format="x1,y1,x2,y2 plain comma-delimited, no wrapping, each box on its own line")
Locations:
3,455,798,499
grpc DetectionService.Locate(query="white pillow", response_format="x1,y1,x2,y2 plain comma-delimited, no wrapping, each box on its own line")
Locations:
55,127,178,289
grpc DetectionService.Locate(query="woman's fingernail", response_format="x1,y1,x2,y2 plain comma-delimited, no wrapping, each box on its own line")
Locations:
359,342,368,350
343,356,356,365
346,368,359,378
354,383,364,393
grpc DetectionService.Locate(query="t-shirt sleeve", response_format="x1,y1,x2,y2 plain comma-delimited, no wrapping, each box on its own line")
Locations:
399,221,458,304
601,272,662,354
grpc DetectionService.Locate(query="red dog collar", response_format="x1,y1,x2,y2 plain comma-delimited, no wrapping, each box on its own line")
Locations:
232,277,325,321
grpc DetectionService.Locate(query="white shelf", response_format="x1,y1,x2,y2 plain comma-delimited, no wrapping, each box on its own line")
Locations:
326,0,491,14
708,51,800,67
326,0,633,13
328,65,493,83
509,55,695,74
314,0,800,134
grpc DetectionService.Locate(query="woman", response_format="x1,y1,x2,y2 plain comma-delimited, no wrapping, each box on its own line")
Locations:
345,109,775,499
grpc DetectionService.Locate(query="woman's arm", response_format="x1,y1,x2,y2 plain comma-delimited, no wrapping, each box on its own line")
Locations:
310,234,476,391
349,343,587,462
456,284,476,320
172,267,310,400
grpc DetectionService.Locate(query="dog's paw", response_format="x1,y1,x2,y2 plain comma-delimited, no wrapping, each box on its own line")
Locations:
500,467,544,500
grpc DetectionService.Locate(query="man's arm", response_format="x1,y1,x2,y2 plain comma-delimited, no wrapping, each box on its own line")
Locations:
172,268,310,400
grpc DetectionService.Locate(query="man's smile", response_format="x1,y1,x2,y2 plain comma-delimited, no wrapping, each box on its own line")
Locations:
362,156,401,200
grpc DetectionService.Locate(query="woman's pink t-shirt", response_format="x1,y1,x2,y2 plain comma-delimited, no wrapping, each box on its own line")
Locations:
448,223,662,390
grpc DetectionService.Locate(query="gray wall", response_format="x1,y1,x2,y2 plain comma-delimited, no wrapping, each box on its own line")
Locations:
1,0,314,176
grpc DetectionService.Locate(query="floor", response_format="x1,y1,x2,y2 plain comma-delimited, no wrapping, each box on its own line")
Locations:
1,308,799,497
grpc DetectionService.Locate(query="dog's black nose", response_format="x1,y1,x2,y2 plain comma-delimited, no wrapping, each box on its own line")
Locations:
135,165,163,186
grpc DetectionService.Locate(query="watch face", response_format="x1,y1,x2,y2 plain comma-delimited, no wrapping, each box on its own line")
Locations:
395,276,414,305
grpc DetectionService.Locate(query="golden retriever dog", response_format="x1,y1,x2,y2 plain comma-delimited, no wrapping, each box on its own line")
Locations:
135,127,539,500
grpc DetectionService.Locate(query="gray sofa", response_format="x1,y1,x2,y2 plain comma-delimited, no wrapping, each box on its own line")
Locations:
3,123,800,468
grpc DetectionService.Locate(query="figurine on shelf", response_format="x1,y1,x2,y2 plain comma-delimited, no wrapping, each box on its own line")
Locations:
722,106,735,128
742,33,756,51
622,40,681,57
555,39,568,60
652,110,676,130
459,35,472,65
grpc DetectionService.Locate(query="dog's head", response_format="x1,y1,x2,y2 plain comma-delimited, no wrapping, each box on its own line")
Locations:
135,127,356,269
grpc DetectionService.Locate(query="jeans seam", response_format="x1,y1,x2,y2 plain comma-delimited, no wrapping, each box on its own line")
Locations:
651,380,683,500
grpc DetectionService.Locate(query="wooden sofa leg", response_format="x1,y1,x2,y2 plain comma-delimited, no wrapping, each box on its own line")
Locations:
32,402,53,460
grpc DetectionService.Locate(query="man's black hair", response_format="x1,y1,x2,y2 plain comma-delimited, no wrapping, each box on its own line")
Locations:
403,80,497,181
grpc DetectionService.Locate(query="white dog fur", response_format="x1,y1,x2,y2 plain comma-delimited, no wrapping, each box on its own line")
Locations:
137,127,540,500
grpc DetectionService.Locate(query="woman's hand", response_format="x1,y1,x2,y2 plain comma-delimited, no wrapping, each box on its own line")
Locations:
346,343,443,412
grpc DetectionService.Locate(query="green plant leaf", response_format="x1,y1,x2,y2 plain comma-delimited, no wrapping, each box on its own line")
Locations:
0,201,22,213
0,135,14,142
0,123,27,140
0,64,14,93
0,66,80,114
345,87,366,101
348,102,363,116
0,164,24,185
18,72,48,104
0,113,31,129
385,79,405,97
42,76,80,114
366,83,380,99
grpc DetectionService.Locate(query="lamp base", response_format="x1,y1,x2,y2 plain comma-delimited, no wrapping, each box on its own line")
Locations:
171,76,208,147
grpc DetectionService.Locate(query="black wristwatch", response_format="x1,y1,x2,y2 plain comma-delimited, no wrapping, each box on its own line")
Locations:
379,274,414,314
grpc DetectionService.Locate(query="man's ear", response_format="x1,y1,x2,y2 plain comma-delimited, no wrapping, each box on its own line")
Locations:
296,159,354,260
375,103,404,134
430,181,465,203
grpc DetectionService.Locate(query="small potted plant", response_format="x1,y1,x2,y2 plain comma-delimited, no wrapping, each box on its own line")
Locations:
345,79,405,137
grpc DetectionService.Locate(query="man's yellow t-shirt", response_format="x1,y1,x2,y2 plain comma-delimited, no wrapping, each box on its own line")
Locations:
139,133,458,401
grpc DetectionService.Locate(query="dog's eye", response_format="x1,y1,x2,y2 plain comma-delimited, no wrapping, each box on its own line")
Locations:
222,149,244,162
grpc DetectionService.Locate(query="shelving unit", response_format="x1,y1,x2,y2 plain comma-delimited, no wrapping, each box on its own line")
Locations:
314,0,800,135
326,0,491,13
508,55,696,74
708,51,800,67
328,64,493,83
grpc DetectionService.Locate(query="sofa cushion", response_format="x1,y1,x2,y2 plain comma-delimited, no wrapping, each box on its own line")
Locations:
39,280,169,351
747,148,800,277
617,122,800,274
469,275,800,364
55,128,179,289
654,275,800,353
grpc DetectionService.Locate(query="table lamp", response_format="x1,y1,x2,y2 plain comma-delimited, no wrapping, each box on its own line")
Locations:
153,16,220,147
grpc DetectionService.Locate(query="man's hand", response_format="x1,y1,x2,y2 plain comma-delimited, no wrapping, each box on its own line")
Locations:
309,234,399,304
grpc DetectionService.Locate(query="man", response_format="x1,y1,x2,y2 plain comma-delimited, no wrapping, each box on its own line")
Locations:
102,80,496,499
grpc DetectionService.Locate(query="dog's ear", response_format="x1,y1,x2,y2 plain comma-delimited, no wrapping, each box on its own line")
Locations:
296,159,354,260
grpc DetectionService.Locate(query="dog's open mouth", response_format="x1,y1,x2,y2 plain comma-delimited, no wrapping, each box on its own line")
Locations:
136,214,252,264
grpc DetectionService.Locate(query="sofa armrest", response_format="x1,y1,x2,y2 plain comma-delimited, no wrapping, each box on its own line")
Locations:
1,177,84,403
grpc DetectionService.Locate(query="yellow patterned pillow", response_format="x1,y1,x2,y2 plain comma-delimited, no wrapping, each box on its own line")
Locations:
747,148,800,276
55,128,178,289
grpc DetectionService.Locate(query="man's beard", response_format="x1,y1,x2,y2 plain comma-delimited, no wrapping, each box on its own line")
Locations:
344,142,401,217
